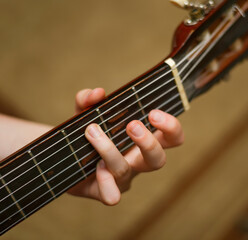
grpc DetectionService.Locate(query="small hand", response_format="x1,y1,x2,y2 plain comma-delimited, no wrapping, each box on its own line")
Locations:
67,88,184,205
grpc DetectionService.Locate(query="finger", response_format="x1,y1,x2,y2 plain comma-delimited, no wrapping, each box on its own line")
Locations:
75,89,91,112
96,160,121,205
85,124,131,181
75,88,105,113
148,110,184,148
67,173,100,199
126,120,166,172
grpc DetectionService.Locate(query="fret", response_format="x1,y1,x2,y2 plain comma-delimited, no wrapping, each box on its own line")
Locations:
132,86,151,131
96,108,112,139
31,131,85,195
0,174,26,218
61,130,86,176
64,111,102,174
0,177,24,235
28,150,56,199
0,152,52,218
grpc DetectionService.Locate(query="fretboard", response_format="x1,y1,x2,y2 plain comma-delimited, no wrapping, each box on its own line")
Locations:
0,61,184,235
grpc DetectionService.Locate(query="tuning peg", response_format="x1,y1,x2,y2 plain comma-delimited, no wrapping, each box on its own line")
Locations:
170,0,215,25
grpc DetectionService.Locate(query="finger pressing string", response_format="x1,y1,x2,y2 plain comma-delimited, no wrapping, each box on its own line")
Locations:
85,124,131,180
149,110,184,148
126,120,166,171
96,160,121,205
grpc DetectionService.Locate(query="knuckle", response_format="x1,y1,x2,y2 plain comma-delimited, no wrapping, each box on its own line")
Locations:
98,172,112,183
113,164,130,179
100,143,113,153
142,139,157,153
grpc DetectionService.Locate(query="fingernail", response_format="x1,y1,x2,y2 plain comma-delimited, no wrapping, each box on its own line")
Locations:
130,122,144,137
87,124,101,138
151,110,163,123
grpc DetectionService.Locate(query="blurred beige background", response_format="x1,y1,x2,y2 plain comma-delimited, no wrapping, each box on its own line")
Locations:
1,1,248,239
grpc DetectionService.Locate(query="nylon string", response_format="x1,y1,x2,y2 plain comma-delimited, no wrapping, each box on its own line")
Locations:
0,9,239,234
0,101,184,227
0,15,232,221
0,36,212,216
0,11,230,186
0,30,218,206
0,38,206,185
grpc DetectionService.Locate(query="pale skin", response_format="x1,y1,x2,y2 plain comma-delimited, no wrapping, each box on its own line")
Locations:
0,88,184,205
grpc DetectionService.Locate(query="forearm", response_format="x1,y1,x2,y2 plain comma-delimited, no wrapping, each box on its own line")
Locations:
0,114,52,160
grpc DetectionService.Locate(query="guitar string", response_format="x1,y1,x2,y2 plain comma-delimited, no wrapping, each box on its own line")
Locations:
0,14,230,204
181,11,239,83
0,100,184,225
0,5,231,186
0,106,183,235
0,20,217,210
0,5,230,196
0,39,206,182
0,105,183,222
0,87,181,208
0,12,233,227
1,12,230,182
0,34,214,206
0,81,178,196
0,47,202,200
0,6,242,233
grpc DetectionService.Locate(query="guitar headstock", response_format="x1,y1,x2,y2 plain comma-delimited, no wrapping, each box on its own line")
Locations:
167,0,248,101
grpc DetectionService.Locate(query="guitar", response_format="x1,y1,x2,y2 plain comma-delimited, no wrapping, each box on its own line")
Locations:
0,0,247,235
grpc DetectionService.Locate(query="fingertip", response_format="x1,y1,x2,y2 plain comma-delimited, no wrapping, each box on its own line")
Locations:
75,89,92,110
149,110,180,132
149,110,184,147
103,192,121,206
88,88,106,104
85,123,103,139
149,110,167,124
96,160,121,206
76,89,91,101
126,120,146,138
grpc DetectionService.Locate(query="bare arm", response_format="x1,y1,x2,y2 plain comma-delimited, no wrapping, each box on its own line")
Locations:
0,114,51,160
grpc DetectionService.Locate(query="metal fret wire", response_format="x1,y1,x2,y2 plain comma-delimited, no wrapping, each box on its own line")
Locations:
0,14,232,230
0,103,184,231
0,39,206,183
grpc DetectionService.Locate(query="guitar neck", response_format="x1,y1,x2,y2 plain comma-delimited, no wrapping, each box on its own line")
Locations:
1,0,248,235
0,61,185,235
